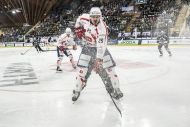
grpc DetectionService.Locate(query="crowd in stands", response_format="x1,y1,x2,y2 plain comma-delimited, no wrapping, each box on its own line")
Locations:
1,0,190,42
0,27,25,42
130,0,178,38
74,0,132,40
27,0,134,41
187,15,190,27
129,0,190,38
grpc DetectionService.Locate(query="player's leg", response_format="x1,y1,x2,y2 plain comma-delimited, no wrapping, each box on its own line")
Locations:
83,71,91,89
164,43,172,56
72,47,93,101
35,45,39,53
99,48,123,100
65,50,76,69
79,47,98,90
105,67,123,99
98,68,114,93
38,44,43,52
158,43,163,56
72,67,89,101
56,46,63,71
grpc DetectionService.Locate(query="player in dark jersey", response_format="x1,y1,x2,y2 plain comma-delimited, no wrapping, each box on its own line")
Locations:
157,31,172,57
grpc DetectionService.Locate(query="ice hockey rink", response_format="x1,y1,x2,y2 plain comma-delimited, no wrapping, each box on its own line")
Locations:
0,45,190,127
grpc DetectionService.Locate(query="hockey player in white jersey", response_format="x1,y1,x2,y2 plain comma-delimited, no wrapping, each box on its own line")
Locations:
56,27,77,72
72,7,123,101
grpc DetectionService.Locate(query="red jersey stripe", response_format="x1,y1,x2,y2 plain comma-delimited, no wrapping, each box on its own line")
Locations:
80,18,89,22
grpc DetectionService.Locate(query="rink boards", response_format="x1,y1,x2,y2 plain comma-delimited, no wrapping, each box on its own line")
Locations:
0,38,190,48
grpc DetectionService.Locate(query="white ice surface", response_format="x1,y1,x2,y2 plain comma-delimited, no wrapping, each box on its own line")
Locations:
0,45,190,127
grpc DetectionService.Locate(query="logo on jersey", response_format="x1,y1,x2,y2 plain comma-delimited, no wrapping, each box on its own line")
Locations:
98,38,103,43
79,70,83,74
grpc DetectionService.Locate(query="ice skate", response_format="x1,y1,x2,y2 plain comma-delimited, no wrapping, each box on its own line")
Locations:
82,84,86,90
169,53,172,57
56,67,62,72
72,63,77,69
72,91,80,101
73,83,86,94
111,88,123,100
159,54,163,57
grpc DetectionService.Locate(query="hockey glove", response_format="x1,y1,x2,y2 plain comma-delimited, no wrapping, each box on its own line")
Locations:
75,26,85,40
93,58,103,74
59,46,64,51
73,45,77,50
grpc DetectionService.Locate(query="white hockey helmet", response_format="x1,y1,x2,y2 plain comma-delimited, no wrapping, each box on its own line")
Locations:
161,31,165,34
89,7,101,16
65,27,71,34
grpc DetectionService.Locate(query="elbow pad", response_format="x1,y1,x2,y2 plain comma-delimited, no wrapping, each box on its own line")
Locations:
75,26,85,40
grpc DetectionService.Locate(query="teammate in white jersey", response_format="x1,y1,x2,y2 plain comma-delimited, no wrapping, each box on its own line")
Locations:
72,7,123,101
56,27,77,72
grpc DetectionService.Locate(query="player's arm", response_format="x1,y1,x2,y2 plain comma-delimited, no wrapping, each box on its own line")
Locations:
96,21,108,58
75,17,85,40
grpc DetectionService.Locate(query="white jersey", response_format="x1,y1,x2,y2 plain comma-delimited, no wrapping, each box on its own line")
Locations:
58,33,75,48
75,14,108,58
41,37,48,43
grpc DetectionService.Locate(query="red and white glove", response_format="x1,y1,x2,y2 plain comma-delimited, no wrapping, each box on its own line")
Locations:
75,26,85,40
73,45,77,50
93,58,103,74
59,46,64,51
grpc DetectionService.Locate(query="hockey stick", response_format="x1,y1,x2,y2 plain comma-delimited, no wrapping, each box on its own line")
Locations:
109,93,122,117
21,46,33,55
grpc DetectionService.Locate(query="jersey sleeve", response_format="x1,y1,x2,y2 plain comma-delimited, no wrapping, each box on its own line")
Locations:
164,35,168,41
57,36,62,47
75,16,82,28
75,14,89,28
70,36,76,46
96,21,108,59
57,34,65,46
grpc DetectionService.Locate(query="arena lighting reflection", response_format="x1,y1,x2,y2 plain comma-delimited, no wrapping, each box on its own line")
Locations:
7,8,22,14
101,102,110,119
12,10,16,14
118,103,133,126
140,118,151,127
101,101,134,126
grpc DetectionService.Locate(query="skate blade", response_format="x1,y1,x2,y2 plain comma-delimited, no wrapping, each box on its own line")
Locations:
56,71,63,73
73,66,77,69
